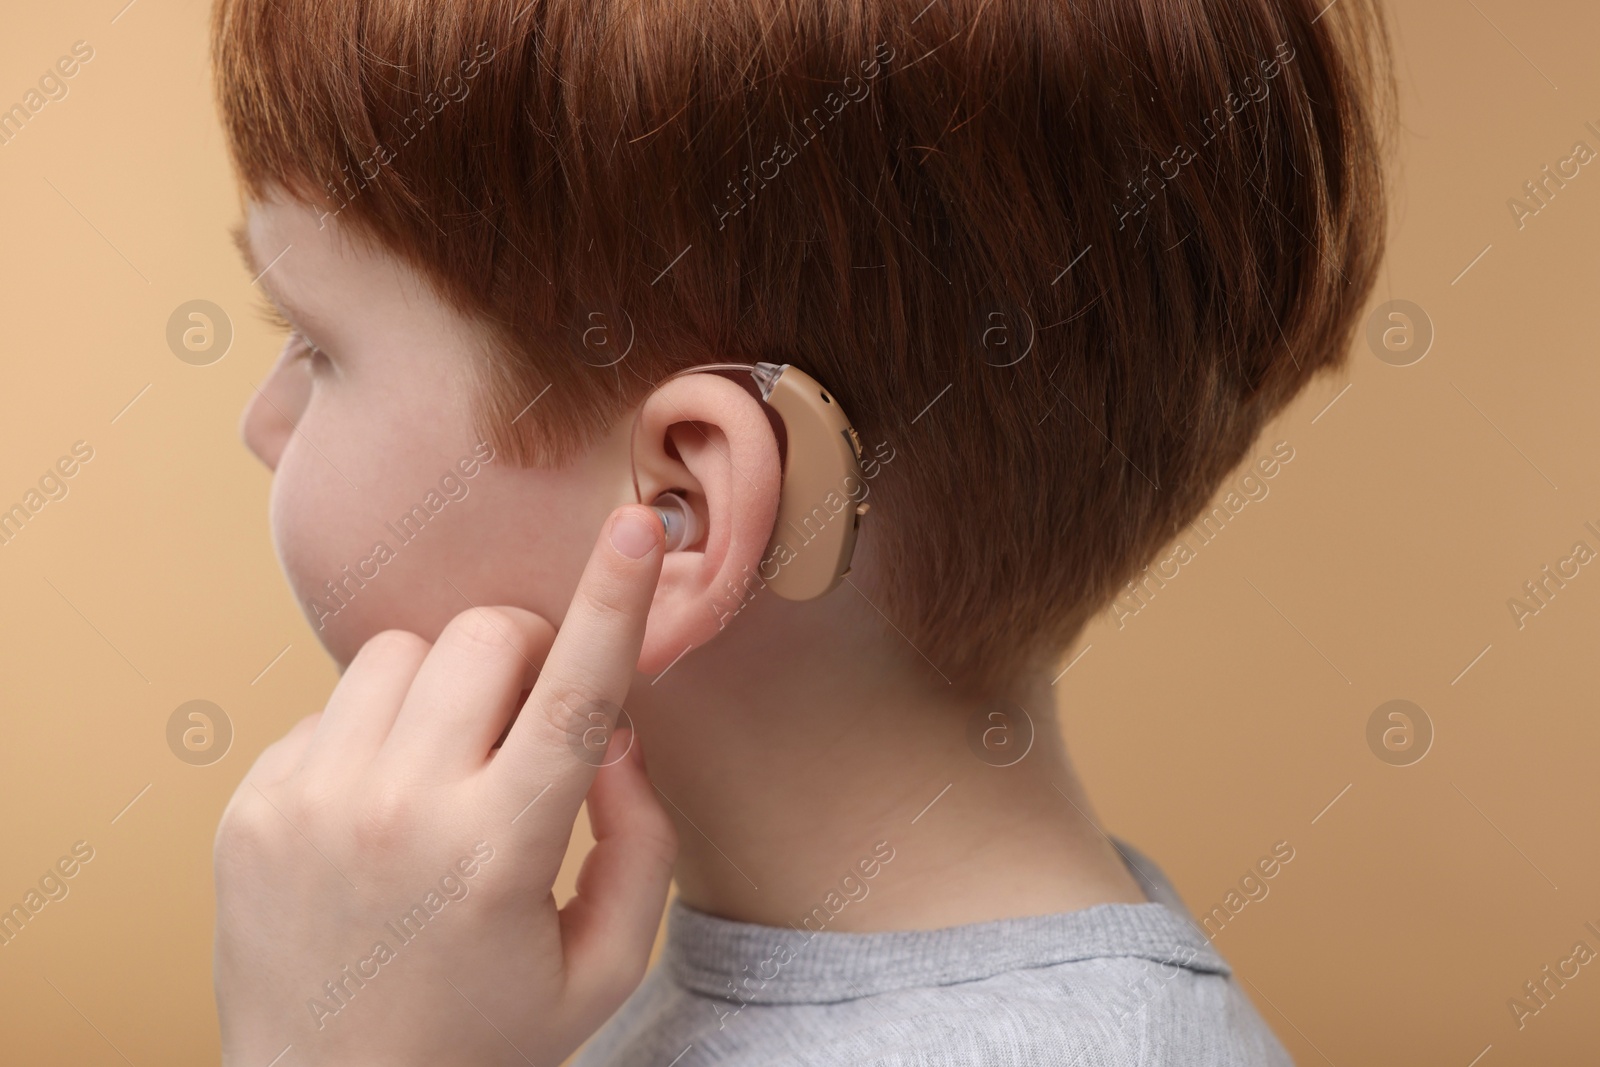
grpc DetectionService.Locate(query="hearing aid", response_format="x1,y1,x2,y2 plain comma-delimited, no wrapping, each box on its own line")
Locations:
630,361,870,600
649,491,702,553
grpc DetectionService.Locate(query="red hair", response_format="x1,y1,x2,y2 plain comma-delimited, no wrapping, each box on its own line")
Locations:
212,0,1396,693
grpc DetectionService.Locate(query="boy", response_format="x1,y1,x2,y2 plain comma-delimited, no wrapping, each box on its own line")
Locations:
208,0,1395,1063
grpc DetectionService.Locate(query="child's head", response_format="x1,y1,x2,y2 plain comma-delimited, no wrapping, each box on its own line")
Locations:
215,0,1393,694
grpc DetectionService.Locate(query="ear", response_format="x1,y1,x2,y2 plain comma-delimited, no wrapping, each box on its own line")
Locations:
628,372,782,675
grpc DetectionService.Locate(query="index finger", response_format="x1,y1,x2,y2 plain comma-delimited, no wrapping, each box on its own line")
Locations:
487,503,664,849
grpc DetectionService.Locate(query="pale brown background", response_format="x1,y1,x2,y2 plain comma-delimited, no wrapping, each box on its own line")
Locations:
1,1,1595,1064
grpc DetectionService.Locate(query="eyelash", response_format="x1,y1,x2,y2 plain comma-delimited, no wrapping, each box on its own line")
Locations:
253,293,325,368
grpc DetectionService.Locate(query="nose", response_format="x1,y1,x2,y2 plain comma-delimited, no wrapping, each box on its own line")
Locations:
240,337,313,471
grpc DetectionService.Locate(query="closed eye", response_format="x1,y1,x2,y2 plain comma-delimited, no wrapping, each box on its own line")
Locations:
254,292,330,372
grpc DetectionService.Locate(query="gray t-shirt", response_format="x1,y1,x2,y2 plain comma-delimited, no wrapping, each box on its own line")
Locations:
571,840,1294,1066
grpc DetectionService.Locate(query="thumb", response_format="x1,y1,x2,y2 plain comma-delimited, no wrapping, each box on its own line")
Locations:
559,728,678,1006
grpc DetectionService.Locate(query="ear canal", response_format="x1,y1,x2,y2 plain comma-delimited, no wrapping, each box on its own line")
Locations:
650,491,701,552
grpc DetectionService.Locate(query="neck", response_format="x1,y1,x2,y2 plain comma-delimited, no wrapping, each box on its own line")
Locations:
625,586,1148,932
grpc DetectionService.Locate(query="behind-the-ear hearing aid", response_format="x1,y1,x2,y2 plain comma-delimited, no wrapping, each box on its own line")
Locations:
630,362,870,601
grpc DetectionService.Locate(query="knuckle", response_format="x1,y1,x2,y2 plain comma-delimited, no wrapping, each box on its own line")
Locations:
214,793,282,868
578,583,632,626
293,778,343,829
246,720,312,781
353,780,420,849
541,684,611,745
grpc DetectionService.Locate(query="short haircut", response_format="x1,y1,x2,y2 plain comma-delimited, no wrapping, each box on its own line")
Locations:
212,0,1396,694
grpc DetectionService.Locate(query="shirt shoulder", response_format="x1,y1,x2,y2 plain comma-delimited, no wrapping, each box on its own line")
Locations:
575,839,1295,1067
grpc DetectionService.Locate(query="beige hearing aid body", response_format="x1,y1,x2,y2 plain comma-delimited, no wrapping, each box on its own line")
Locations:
634,362,869,601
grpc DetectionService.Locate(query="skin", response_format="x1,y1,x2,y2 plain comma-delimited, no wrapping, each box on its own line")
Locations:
221,185,1147,1060
213,519,677,1066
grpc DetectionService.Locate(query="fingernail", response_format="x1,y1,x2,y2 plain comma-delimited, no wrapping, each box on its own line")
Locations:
610,509,659,559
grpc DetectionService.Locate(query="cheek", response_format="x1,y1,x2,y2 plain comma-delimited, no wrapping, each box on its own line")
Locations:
268,435,393,665
270,436,605,667
443,467,611,627
265,377,482,662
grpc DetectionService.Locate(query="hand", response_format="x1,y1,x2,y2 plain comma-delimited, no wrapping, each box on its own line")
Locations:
212,505,679,1067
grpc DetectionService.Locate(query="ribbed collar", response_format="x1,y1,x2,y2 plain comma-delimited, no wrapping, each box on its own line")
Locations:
662,838,1226,1005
